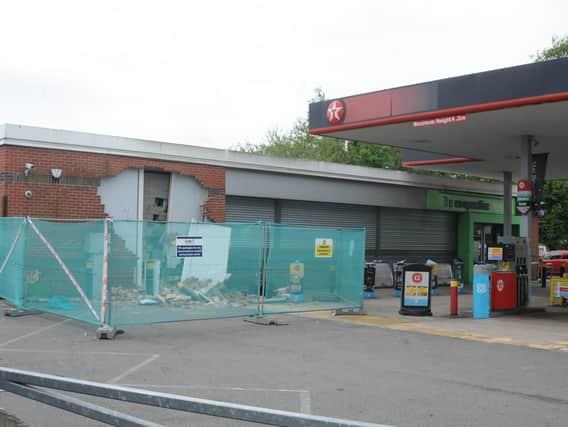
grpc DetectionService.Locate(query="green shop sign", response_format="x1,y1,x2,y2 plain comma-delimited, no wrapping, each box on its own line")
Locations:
426,190,504,214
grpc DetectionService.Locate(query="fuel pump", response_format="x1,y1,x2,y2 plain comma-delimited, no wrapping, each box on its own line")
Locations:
512,237,529,307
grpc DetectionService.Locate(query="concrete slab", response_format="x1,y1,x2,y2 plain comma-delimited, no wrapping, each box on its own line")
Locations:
305,284,568,351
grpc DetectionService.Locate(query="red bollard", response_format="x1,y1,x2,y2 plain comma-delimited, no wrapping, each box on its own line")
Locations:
450,280,458,316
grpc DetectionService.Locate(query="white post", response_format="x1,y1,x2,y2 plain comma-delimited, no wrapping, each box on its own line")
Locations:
136,169,144,289
520,136,533,303
503,171,513,244
100,218,110,326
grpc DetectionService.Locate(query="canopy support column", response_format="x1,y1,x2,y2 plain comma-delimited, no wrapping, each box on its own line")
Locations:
520,135,534,303
503,171,513,244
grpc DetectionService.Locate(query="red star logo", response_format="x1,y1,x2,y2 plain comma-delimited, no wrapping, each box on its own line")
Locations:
326,100,345,124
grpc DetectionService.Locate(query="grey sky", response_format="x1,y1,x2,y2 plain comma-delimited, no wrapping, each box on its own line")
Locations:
1,0,566,149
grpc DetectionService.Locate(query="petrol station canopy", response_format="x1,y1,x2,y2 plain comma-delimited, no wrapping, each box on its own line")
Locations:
308,58,568,180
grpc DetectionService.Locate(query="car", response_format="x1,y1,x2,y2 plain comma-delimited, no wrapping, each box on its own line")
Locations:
542,250,568,276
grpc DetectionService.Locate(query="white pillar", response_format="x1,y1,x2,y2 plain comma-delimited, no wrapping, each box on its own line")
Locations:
520,136,533,301
503,171,513,244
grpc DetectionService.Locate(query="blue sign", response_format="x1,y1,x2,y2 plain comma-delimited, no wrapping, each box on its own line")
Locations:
176,236,203,258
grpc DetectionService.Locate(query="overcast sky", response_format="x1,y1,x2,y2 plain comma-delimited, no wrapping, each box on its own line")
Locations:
1,0,566,149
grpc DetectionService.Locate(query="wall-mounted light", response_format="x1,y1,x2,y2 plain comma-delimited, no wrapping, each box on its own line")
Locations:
51,168,63,183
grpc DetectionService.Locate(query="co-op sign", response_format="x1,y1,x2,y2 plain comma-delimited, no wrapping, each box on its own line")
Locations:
443,196,490,211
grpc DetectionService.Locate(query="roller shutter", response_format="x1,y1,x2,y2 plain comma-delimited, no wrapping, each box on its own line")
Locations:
226,196,275,222
280,200,376,251
379,208,456,262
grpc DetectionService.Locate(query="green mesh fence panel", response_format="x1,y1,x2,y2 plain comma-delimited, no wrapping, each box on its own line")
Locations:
105,221,263,326
20,219,104,326
262,224,365,314
0,219,364,327
0,218,104,325
0,217,27,305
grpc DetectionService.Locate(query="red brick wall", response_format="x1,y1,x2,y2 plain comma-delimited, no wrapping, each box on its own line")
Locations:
0,146,225,221
0,181,5,216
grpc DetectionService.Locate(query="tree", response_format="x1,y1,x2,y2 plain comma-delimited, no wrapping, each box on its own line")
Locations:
238,89,402,169
534,35,568,249
533,35,568,61
540,181,568,249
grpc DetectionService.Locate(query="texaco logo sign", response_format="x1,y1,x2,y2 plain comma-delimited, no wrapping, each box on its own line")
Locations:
412,273,423,283
326,99,345,125
497,279,504,292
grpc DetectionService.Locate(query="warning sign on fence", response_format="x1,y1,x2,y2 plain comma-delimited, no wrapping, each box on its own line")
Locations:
315,238,333,258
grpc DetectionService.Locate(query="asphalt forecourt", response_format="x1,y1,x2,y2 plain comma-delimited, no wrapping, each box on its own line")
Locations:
0,301,567,426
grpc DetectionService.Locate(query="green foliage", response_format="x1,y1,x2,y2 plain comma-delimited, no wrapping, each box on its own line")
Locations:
238,89,402,169
540,181,568,249
534,35,568,248
533,35,568,61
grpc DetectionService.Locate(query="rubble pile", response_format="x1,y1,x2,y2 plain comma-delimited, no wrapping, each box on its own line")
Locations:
109,274,257,309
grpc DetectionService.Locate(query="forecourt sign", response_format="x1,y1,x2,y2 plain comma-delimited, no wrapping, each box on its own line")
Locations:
399,264,432,316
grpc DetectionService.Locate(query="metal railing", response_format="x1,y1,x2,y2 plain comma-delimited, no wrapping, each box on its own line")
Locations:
0,367,394,427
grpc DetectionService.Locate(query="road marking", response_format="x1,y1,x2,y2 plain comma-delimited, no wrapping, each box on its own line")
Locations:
0,319,71,347
299,390,312,414
120,383,312,413
0,348,155,357
107,354,160,384
305,312,568,353
119,384,309,393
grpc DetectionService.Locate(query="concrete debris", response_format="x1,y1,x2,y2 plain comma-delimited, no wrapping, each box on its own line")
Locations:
108,276,256,309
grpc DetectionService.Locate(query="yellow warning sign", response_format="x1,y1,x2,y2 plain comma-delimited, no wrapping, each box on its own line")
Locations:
315,238,333,258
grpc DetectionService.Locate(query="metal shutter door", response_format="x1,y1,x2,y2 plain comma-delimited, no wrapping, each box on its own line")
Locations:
226,196,275,222
280,200,376,251
380,208,456,261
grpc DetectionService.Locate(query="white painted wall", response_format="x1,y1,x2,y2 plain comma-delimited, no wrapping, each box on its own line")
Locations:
98,169,140,254
98,169,139,220
168,173,208,222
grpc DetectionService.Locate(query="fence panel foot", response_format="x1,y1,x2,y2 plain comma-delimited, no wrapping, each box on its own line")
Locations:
96,326,123,340
4,309,42,318
244,316,288,326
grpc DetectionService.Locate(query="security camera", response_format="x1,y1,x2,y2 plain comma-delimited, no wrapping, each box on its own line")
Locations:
24,190,33,199
24,163,35,176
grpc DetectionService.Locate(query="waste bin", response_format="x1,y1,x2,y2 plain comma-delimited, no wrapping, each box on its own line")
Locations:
473,264,495,318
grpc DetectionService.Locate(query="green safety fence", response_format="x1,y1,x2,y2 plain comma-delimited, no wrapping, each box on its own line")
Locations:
0,218,364,327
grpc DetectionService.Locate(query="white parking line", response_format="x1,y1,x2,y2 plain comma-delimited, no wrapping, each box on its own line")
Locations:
119,383,312,413
0,348,155,357
299,390,312,414
0,319,71,347
107,354,160,384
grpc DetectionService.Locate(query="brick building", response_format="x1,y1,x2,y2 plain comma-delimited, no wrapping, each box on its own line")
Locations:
1,124,530,284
